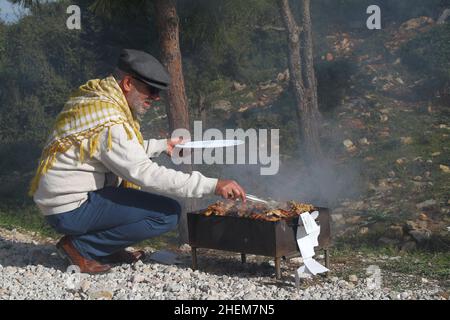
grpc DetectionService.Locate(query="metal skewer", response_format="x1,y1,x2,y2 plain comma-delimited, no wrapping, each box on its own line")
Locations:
246,194,269,205
245,194,280,208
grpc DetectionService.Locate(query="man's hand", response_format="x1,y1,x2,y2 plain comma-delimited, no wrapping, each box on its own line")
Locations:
215,179,246,202
166,137,185,157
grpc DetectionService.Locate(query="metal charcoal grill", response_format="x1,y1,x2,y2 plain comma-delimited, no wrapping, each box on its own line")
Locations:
187,207,331,279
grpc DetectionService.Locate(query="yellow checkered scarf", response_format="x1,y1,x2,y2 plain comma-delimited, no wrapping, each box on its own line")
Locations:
29,76,143,196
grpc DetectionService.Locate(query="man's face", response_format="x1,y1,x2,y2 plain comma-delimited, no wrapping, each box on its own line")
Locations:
125,78,160,121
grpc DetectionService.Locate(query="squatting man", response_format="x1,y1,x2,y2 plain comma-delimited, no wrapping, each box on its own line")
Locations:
29,49,246,273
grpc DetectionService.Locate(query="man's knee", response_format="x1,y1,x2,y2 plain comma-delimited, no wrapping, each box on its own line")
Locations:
171,199,182,217
145,197,181,231
165,211,180,230
165,198,182,225
161,199,181,231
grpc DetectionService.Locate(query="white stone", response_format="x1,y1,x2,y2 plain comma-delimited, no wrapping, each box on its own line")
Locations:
349,275,358,283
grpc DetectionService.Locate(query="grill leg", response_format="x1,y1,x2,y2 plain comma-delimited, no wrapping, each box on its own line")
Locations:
241,253,246,264
191,247,198,270
275,257,281,280
324,248,330,269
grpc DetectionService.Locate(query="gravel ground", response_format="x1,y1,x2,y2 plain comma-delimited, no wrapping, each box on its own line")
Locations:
0,227,447,300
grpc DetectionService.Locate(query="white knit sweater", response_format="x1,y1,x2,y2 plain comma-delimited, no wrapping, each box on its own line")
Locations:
33,124,218,215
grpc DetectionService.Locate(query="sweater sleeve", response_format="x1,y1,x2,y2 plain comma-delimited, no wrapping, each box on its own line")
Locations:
143,138,168,158
95,124,218,198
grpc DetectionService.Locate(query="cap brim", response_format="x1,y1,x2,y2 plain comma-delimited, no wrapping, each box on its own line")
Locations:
139,78,170,90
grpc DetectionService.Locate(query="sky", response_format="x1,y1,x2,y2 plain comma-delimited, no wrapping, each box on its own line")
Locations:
0,0,30,23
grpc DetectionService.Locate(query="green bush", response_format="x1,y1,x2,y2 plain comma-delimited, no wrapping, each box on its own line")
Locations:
316,58,357,113
0,1,102,203
400,23,450,92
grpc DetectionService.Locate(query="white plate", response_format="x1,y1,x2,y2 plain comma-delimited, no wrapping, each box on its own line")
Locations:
175,139,244,149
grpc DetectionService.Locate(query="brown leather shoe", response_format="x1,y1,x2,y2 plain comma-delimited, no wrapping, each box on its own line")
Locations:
56,236,111,274
102,249,146,264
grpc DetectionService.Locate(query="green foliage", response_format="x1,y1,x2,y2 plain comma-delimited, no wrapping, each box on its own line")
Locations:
180,0,286,85
0,204,58,238
89,0,147,19
332,244,450,281
313,0,449,31
0,21,5,65
0,0,102,203
400,23,450,87
180,0,288,122
381,0,450,21
0,1,98,145
316,58,357,113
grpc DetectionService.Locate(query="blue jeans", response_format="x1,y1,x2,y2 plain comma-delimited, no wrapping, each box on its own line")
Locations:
45,187,181,260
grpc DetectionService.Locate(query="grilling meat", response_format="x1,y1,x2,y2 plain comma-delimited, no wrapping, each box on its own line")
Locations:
288,201,315,215
203,201,235,217
202,200,314,222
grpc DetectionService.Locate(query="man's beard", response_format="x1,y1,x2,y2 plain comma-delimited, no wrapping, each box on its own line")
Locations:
130,103,145,122
128,90,147,122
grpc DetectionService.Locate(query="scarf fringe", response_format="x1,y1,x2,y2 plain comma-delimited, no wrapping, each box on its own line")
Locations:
28,121,142,196
79,139,85,163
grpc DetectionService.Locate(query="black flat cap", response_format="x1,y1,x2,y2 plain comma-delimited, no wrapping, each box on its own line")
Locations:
117,49,171,90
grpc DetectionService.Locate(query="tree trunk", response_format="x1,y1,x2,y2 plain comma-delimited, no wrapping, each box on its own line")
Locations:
154,0,190,132
300,0,322,157
278,0,322,159
277,0,304,122
154,0,193,245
